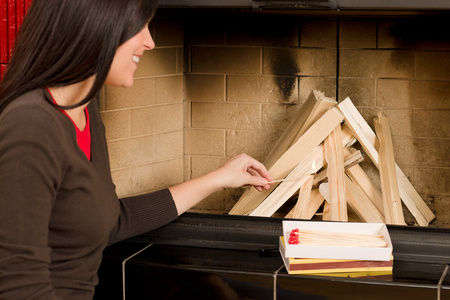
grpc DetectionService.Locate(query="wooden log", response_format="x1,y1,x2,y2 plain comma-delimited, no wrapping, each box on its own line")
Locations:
277,129,356,219
291,175,315,219
313,149,364,185
345,175,385,223
249,124,355,217
264,90,337,169
344,148,384,214
318,176,384,223
285,188,325,219
239,91,335,203
317,182,370,222
342,149,365,170
324,125,347,221
337,98,434,226
249,148,324,217
318,182,332,220
322,201,331,221
268,148,362,186
319,182,330,204
374,114,406,225
229,108,344,215
290,92,337,150
347,206,364,223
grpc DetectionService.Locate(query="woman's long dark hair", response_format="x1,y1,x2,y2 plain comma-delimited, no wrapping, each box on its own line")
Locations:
0,0,158,112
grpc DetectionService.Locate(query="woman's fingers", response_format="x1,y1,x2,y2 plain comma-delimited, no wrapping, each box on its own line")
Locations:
246,159,272,180
217,153,272,190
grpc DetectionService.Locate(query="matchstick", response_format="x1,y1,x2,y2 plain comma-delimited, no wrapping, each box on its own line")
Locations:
288,229,388,247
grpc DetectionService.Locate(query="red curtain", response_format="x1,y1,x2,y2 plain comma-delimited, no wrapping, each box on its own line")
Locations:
0,0,32,79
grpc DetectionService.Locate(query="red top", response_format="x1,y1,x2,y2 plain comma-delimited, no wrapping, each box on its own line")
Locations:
46,88,91,160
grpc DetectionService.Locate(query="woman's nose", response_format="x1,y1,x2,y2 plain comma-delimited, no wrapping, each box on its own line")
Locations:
143,26,155,50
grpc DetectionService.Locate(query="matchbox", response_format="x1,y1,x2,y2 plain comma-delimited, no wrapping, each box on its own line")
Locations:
282,220,393,261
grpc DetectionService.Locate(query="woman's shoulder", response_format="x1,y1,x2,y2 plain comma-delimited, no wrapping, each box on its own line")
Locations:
2,88,64,119
0,89,68,135
3,89,53,114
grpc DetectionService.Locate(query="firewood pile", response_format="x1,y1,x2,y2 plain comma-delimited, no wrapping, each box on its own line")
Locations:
229,91,435,226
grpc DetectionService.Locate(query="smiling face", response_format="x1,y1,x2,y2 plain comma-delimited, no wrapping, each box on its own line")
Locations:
105,25,155,87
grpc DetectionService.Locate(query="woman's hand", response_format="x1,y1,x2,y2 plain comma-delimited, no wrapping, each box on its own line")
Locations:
212,153,273,191
169,153,273,215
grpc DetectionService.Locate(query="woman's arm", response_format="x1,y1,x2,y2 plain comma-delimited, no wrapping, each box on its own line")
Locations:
109,154,272,243
169,153,273,215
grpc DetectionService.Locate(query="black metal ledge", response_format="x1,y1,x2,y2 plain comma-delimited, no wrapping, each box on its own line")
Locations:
95,212,450,300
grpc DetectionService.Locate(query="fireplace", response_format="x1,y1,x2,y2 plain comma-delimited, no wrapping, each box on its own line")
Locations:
95,4,450,299
100,4,449,227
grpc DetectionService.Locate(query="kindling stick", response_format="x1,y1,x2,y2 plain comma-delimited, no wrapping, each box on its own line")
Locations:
265,150,364,185
267,177,313,184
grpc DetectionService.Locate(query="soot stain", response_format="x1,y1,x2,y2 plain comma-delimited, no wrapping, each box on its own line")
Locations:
388,18,450,48
271,52,300,102
279,77,297,102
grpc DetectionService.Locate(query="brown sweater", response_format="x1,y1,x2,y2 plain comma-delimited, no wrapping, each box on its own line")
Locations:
0,89,179,299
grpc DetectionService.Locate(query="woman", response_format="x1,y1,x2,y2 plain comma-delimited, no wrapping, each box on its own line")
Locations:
0,0,273,299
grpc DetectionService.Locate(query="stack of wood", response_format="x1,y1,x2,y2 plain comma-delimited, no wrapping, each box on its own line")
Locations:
229,91,435,226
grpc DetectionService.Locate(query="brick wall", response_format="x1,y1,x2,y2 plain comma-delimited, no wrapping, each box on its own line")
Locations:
338,18,450,227
100,18,184,198
185,14,338,212
103,11,449,227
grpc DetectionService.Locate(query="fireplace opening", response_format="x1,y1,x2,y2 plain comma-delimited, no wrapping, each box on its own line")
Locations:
101,7,450,228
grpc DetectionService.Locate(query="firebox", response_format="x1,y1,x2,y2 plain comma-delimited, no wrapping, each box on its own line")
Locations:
103,1,450,226
96,2,450,299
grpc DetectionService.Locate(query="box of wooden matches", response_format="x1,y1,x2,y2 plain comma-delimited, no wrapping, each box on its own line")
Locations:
279,236,393,276
281,221,393,261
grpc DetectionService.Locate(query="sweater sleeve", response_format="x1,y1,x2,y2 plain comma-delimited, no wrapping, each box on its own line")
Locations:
108,189,179,245
0,104,61,300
